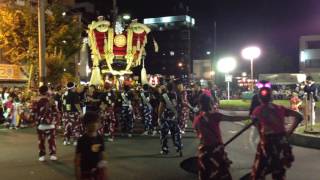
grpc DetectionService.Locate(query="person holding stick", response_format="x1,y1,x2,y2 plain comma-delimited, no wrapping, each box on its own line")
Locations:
250,85,303,180
193,94,246,180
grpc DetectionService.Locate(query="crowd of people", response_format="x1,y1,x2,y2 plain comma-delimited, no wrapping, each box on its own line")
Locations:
0,77,306,180
28,78,218,180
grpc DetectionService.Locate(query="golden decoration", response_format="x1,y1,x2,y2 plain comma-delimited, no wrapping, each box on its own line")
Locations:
114,34,127,47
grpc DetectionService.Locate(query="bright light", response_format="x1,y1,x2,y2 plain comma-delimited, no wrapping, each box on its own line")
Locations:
210,71,215,76
241,46,261,60
62,40,67,44
297,74,306,82
62,12,66,16
186,16,191,23
300,51,307,62
191,18,195,25
83,37,88,44
119,76,124,81
86,65,91,75
63,68,66,72
217,57,237,73
143,15,195,27
206,51,211,55
143,18,155,24
161,16,174,23
242,72,247,77
170,51,175,56
178,62,183,67
123,14,131,20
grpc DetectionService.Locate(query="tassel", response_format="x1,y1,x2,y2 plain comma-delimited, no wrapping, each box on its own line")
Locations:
89,66,103,85
153,38,159,52
141,58,148,85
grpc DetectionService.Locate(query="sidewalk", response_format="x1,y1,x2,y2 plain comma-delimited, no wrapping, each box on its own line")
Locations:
220,109,320,149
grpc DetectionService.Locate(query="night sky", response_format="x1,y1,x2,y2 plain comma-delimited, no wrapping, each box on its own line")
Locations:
91,0,320,74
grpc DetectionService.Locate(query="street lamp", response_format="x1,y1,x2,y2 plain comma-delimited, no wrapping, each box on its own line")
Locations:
217,57,237,100
241,46,261,90
122,14,131,20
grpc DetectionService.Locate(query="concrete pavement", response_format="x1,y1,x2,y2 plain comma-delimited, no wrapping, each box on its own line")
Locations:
0,121,319,180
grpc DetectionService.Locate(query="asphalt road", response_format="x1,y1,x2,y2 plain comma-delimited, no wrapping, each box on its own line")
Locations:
0,121,319,180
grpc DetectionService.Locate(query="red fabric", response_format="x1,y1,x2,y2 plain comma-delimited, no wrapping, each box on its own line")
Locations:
252,104,287,135
179,91,190,131
123,80,132,87
34,98,58,125
193,112,223,146
93,31,105,54
198,145,232,180
290,96,301,111
113,46,127,56
4,101,14,116
132,33,146,46
251,135,293,180
37,129,56,156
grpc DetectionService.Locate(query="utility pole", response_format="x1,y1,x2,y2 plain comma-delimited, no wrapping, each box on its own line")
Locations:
212,21,217,82
187,26,192,82
38,0,46,86
112,0,118,26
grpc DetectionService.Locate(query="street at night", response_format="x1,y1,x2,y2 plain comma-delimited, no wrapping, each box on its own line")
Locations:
1,0,320,180
0,121,319,180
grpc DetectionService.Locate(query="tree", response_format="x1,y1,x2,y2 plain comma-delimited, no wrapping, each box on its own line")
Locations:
0,0,82,86
0,1,38,65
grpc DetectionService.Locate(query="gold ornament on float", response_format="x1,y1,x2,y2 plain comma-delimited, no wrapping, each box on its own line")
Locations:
87,17,152,85
114,34,127,47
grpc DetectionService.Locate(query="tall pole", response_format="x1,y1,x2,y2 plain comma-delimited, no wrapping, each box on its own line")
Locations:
227,81,230,100
112,0,118,26
38,0,46,86
250,58,253,90
212,21,217,82
187,25,191,82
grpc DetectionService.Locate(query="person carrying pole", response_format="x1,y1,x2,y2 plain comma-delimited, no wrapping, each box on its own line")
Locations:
250,84,303,180
193,94,247,180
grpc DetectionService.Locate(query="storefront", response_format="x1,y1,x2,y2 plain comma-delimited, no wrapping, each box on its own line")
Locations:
0,64,28,87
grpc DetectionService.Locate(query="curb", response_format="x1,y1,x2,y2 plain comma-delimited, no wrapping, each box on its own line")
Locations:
233,121,320,150
289,133,320,149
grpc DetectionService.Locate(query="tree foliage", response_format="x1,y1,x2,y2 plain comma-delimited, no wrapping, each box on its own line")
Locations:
0,0,82,85
0,1,38,65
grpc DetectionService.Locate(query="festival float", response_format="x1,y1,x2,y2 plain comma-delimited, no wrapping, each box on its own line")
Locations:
87,16,151,86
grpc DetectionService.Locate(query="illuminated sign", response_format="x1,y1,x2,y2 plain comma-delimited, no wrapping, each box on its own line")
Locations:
143,15,195,26
0,64,28,81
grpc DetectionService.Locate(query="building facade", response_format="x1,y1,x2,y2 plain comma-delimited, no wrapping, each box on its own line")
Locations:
300,35,320,73
193,59,213,80
143,15,195,78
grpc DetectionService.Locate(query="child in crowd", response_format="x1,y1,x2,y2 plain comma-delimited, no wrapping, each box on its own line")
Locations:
12,96,22,129
75,112,108,180
290,92,302,112
3,96,14,128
